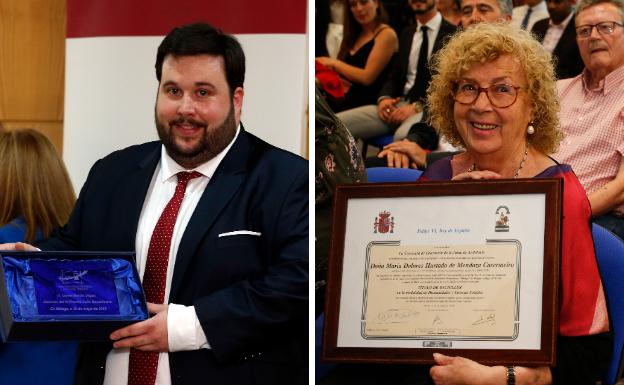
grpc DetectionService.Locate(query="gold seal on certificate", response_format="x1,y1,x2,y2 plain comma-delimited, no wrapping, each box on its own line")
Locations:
322,179,562,366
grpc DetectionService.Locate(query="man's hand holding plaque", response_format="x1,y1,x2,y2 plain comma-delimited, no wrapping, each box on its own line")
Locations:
111,303,168,352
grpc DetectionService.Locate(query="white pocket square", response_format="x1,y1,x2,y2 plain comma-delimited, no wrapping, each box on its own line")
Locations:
218,230,262,237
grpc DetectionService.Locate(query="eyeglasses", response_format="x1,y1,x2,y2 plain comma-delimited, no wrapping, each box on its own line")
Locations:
451,81,523,108
576,21,623,38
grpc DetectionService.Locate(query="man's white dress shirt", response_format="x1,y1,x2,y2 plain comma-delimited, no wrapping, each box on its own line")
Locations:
511,1,549,31
404,12,443,94
103,126,240,385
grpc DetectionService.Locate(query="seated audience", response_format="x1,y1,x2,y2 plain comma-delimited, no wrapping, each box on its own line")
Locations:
553,0,624,238
374,0,513,169
511,0,549,29
531,0,584,79
336,0,457,141
0,128,78,384
420,21,610,385
317,0,399,112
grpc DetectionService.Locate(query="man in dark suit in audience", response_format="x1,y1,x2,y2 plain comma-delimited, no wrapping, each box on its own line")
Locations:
531,0,584,79
337,0,457,142
372,0,513,169
0,23,308,385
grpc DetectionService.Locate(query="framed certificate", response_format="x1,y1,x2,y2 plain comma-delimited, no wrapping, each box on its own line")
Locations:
322,178,562,366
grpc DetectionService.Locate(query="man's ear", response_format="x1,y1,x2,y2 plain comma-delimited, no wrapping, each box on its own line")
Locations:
233,86,244,122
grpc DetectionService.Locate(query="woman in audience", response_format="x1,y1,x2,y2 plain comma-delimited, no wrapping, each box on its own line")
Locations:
0,128,78,384
418,22,610,385
316,0,398,112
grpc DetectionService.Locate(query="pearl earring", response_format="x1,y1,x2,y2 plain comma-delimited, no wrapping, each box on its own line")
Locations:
527,123,535,135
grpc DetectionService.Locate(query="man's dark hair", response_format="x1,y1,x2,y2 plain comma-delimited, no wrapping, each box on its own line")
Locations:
155,22,245,92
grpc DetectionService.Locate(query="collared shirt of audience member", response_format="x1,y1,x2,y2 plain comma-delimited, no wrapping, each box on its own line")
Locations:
316,0,399,112
512,0,549,30
336,0,458,142
376,0,513,169
0,23,308,385
420,22,610,385
553,0,624,239
531,0,585,79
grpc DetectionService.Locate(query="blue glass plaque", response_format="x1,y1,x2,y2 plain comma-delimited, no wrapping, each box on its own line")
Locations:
0,252,148,341
31,260,120,316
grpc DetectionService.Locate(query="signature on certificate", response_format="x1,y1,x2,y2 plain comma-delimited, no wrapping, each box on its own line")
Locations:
472,313,496,326
375,309,419,323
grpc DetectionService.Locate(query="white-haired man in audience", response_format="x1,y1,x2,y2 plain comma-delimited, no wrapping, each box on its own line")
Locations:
554,0,624,238
460,0,513,26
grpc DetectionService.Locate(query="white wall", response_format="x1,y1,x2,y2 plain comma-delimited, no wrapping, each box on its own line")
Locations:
64,34,307,193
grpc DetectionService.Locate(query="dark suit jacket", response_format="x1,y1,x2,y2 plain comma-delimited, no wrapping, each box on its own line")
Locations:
38,127,308,385
532,16,584,80
379,17,457,102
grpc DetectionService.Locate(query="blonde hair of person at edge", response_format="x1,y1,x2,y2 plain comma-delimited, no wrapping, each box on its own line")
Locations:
418,22,610,385
0,128,75,243
0,128,77,385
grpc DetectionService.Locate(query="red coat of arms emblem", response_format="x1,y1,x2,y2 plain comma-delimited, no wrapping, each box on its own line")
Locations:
374,211,394,233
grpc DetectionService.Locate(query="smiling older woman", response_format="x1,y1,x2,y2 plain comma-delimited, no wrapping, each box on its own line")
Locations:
420,22,611,385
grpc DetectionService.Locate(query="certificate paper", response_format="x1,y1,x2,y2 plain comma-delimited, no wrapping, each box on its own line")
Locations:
363,242,519,340
323,179,561,365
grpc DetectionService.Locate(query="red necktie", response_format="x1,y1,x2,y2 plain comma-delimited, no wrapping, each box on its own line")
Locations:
128,171,202,385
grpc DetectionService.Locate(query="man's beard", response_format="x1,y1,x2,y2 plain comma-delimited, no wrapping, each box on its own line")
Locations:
156,103,237,169
411,0,435,14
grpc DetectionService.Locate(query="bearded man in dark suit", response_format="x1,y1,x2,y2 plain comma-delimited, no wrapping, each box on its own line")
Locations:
1,22,308,385
531,0,584,79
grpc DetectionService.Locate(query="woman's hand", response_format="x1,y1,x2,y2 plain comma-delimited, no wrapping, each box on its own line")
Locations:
452,170,502,180
381,139,426,169
0,242,39,251
316,56,336,70
430,353,505,385
388,103,418,125
378,98,399,122
377,149,411,168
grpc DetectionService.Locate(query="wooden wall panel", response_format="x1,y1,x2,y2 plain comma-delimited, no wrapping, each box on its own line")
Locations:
0,0,66,152
1,121,63,155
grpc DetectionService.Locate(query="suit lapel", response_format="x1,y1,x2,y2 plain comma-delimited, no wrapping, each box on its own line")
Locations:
113,144,160,249
532,20,548,42
432,19,453,53
169,128,252,298
398,25,417,90
555,17,576,55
